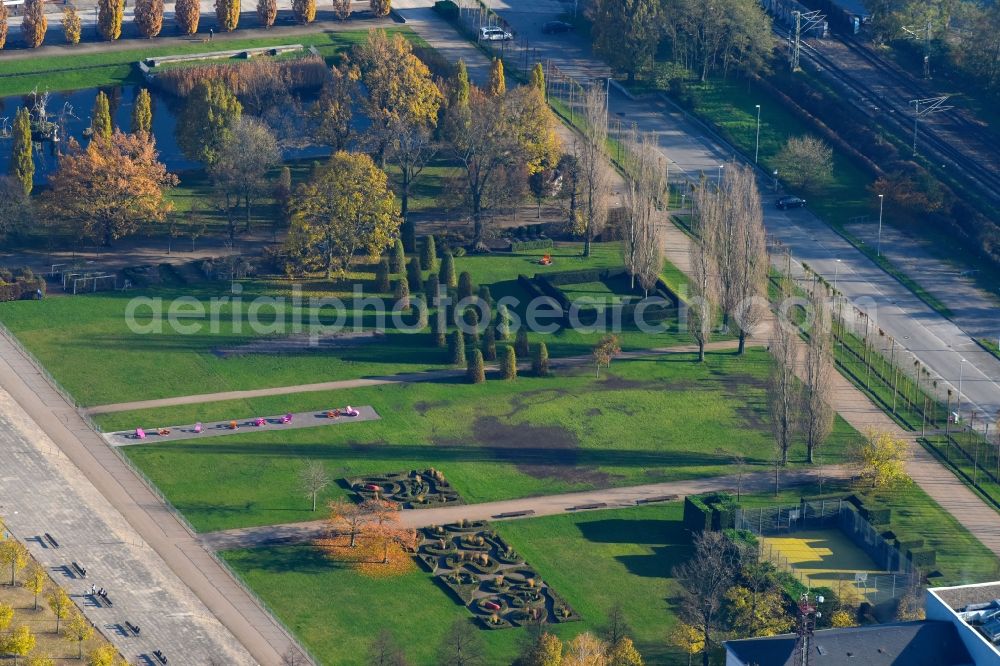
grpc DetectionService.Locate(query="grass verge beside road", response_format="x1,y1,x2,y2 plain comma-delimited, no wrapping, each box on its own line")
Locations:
666,78,954,320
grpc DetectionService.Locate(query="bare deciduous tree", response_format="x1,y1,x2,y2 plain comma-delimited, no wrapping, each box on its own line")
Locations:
708,163,767,354
438,618,485,666
298,460,330,511
673,531,739,666
576,83,611,258
769,315,801,465
689,180,721,362
211,117,280,237
621,127,664,295
368,629,409,666
386,118,436,227
802,282,835,463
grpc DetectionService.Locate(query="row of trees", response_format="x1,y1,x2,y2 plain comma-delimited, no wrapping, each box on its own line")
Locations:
0,526,127,665
589,0,776,82
0,0,394,50
687,162,768,360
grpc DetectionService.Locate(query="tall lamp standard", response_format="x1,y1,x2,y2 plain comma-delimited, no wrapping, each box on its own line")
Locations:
877,194,885,257
754,104,761,164
833,258,842,292
956,358,966,423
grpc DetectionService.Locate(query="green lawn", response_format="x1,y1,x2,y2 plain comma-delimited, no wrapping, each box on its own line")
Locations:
221,503,694,665
0,29,420,97
220,481,998,666
0,243,694,407
93,348,857,532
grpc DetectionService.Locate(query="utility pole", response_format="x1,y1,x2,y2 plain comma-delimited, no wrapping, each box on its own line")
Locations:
755,104,761,164
790,10,826,71
793,593,824,666
910,96,952,156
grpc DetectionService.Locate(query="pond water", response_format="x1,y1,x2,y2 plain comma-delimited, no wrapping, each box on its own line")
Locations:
0,84,332,184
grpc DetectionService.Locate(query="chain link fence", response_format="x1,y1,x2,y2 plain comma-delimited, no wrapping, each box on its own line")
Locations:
735,499,915,605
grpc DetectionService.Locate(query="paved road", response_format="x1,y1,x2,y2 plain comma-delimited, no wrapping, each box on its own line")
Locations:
488,0,1000,426
0,329,313,666
199,465,854,550
85,340,743,415
659,222,1000,557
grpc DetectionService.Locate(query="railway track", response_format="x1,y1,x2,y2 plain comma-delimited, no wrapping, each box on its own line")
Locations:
776,26,1000,212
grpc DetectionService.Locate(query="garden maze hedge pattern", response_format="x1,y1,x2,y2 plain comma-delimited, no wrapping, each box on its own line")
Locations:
417,521,580,630
347,469,465,509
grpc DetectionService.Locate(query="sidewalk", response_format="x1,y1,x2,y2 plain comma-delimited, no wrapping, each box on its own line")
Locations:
200,464,854,550
659,222,1000,557
0,328,312,666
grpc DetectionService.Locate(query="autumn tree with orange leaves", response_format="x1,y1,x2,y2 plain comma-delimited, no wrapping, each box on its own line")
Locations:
45,131,178,246
321,498,416,576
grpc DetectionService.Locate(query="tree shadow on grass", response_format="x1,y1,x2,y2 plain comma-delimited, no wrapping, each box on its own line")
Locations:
224,544,336,575
148,440,740,470
576,519,688,546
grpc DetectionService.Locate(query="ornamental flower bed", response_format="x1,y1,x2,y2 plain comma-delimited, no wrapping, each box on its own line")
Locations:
347,468,464,509
417,522,580,629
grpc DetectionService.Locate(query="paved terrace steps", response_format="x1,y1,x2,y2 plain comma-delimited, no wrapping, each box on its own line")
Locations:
0,328,312,666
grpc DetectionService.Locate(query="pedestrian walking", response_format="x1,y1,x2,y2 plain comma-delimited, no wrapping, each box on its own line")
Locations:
209,27,214,40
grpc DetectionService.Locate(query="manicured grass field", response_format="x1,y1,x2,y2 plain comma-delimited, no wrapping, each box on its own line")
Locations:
221,503,693,665
95,349,857,532
0,29,419,97
0,243,692,407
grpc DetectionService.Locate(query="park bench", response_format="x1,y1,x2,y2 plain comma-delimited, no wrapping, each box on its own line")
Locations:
566,503,607,511
125,621,141,636
153,649,168,664
72,561,87,577
44,533,59,548
99,592,112,608
635,494,679,505
492,510,535,519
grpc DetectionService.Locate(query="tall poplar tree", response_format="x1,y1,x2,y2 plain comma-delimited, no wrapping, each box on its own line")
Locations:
91,91,113,141
21,0,47,48
10,108,33,195
98,0,125,40
132,88,153,134
215,0,240,31
174,0,200,34
135,0,164,37
488,58,506,97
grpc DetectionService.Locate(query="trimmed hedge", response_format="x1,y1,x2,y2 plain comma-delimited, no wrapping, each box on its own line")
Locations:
510,239,554,252
432,0,459,19
683,492,737,534
0,267,45,302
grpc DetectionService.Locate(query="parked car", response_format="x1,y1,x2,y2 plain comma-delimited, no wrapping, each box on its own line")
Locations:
776,195,807,210
542,20,574,34
479,26,513,41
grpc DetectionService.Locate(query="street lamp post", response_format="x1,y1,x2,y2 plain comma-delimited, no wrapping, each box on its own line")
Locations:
754,104,761,164
773,169,779,193
877,194,885,257
718,164,724,185
834,259,842,292
957,358,966,423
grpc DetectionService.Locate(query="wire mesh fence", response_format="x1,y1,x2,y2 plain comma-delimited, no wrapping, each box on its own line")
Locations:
736,500,915,605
